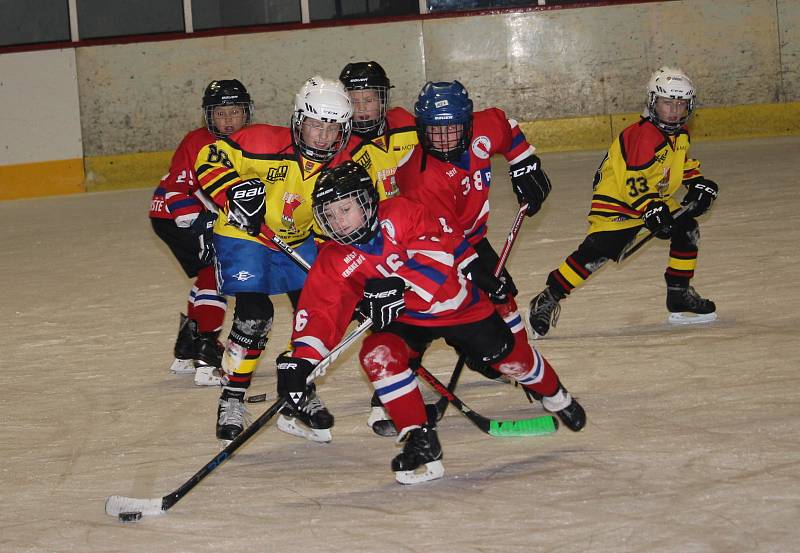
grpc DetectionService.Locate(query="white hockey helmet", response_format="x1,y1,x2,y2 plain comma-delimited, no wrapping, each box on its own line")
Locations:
646,66,696,134
291,76,353,162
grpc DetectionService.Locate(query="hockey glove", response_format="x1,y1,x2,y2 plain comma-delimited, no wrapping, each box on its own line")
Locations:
226,178,266,236
642,201,674,239
682,178,718,217
509,154,551,217
276,352,315,408
359,277,406,331
190,210,218,265
463,258,513,304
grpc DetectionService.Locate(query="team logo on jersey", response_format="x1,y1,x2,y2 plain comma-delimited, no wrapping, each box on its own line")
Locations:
471,136,492,159
657,168,670,195
356,151,373,171
232,270,255,281
266,165,288,182
281,192,303,229
372,136,387,151
380,220,398,244
377,167,399,198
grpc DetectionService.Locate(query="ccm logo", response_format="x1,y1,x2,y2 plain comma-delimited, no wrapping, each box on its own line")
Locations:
277,362,298,370
510,163,538,178
232,186,264,199
363,289,398,299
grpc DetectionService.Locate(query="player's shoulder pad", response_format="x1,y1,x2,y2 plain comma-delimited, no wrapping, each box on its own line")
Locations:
386,106,416,129
178,127,216,152
619,118,669,169
228,124,292,154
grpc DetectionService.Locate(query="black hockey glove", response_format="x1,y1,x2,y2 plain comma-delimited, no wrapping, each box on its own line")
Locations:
682,178,718,217
190,211,218,265
509,154,551,217
642,201,674,239
463,258,513,304
359,277,406,331
276,352,315,408
226,178,266,236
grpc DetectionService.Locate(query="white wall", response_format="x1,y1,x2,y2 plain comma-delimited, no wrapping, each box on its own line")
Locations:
0,49,82,165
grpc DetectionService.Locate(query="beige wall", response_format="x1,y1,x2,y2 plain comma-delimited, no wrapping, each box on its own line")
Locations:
1,0,798,199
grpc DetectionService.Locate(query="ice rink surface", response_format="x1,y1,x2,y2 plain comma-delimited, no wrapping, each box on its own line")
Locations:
1,136,798,552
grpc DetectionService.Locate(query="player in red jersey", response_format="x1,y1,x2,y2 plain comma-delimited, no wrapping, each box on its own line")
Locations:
364,80,555,434
276,162,585,484
528,67,719,337
149,79,253,386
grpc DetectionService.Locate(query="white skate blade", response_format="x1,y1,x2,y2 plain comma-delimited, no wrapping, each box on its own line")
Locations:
105,495,163,517
277,414,332,443
394,460,444,485
668,311,718,325
194,365,222,386
170,358,195,374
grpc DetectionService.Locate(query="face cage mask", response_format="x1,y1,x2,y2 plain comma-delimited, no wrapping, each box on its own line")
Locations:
204,103,253,139
313,189,378,245
293,114,351,163
421,121,472,162
647,94,694,135
349,86,388,137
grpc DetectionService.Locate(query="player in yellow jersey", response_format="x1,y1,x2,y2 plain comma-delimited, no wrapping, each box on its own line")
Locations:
339,61,418,200
195,76,352,444
529,67,719,337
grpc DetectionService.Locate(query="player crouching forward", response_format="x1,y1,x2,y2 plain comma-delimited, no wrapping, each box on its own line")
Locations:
278,161,585,484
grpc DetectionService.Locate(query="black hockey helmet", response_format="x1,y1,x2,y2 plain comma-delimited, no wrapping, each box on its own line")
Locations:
339,61,392,137
202,79,253,137
312,161,379,245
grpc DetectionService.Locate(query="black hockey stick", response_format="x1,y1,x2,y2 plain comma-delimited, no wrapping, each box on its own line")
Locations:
416,365,558,437
105,318,373,521
433,203,529,419
617,201,696,262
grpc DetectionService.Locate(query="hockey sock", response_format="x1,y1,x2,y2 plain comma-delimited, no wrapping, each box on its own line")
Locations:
190,266,227,333
221,294,273,386
360,333,427,430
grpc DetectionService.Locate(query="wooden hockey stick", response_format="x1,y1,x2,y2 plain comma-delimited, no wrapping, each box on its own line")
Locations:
433,203,529,419
105,318,373,521
617,202,696,262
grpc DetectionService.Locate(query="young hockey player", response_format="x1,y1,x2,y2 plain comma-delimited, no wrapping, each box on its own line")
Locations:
277,161,585,484
195,76,352,444
149,79,253,386
528,67,719,337
339,61,418,199
366,80,553,435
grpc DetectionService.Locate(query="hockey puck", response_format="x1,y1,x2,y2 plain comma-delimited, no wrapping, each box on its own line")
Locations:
118,511,142,523
247,393,267,403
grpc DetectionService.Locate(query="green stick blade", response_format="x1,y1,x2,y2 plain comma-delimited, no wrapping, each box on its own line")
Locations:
488,415,558,437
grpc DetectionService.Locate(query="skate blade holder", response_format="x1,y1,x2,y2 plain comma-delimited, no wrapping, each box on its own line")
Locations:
395,460,444,485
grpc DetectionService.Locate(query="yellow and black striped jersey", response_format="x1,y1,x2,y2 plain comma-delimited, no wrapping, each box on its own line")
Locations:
588,118,702,234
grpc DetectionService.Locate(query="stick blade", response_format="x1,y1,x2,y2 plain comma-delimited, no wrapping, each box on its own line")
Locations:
488,415,558,437
105,495,164,517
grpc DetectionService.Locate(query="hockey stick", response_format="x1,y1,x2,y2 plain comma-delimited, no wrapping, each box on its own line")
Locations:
416,365,558,437
105,318,373,521
256,223,312,271
617,202,696,262
433,203,529,419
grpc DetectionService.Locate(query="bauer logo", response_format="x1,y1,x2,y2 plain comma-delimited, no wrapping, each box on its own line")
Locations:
232,271,255,281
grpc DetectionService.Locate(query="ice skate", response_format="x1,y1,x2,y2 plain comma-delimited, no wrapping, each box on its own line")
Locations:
667,285,717,325
392,424,444,484
170,313,197,374
277,384,334,443
193,332,224,386
216,388,249,446
368,391,398,437
541,385,586,432
528,288,561,338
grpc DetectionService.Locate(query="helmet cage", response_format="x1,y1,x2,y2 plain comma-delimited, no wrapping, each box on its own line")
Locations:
202,79,253,138
646,67,696,134
292,76,353,162
414,80,473,162
312,162,379,245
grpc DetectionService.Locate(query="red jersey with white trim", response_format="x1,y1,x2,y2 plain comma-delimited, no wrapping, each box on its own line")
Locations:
289,197,494,363
395,107,535,245
149,127,216,225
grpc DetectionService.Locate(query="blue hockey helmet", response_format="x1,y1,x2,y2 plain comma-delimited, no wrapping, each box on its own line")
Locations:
414,80,473,162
